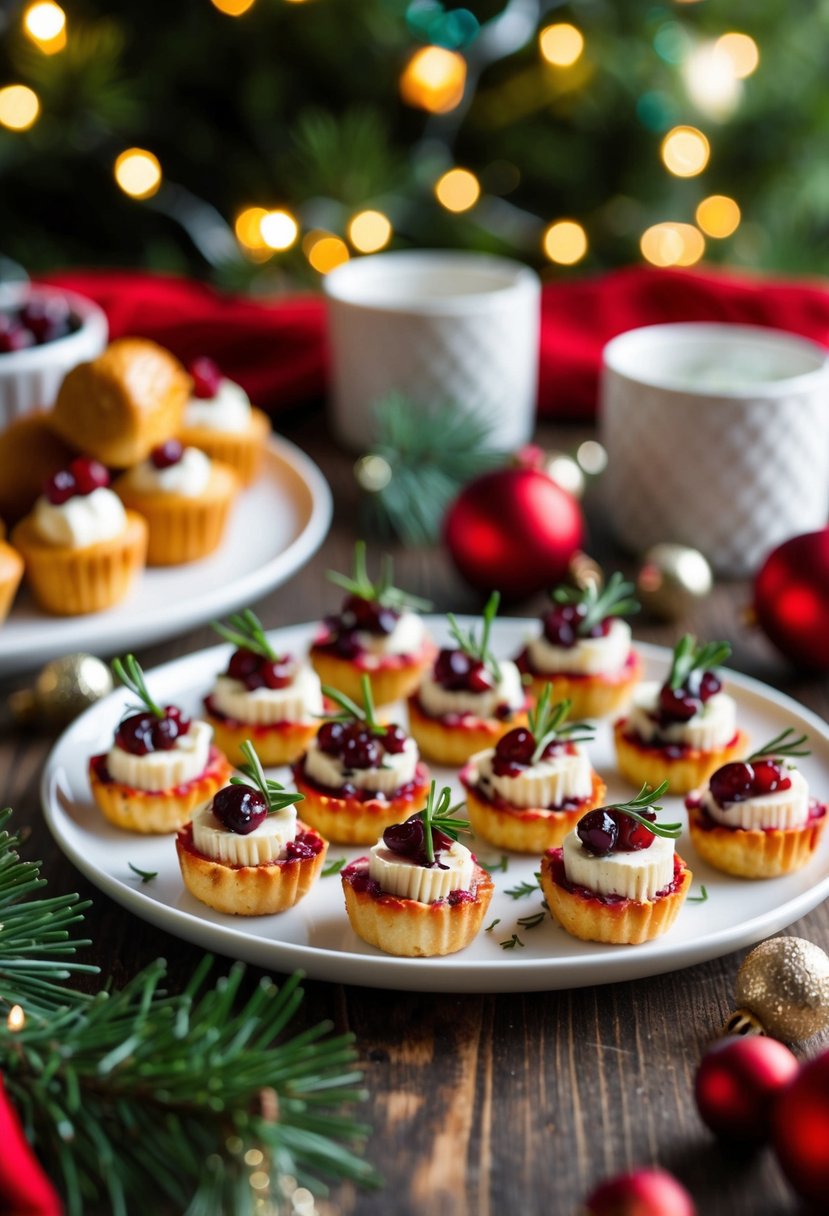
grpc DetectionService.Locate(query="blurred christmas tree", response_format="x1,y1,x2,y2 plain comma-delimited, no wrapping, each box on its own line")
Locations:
1,0,827,289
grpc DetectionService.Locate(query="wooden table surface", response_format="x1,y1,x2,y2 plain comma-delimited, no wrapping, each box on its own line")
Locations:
2,416,827,1216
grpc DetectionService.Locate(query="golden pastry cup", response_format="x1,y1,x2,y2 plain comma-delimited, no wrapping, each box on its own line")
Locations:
342,860,494,957
178,407,271,486
89,746,233,834
407,695,530,767
203,705,320,768
12,511,147,616
115,462,239,566
462,768,607,854
309,641,436,708
521,650,643,720
293,761,431,845
0,541,24,623
686,801,827,879
176,820,327,915
613,720,749,795
540,848,692,945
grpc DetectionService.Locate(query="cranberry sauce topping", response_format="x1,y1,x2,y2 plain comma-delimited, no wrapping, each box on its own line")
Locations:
226,647,295,691
285,831,324,860
150,439,184,469
44,457,110,506
317,720,406,770
491,726,571,777
114,704,191,755
213,784,268,834
382,814,455,868
189,356,223,399
0,297,77,353
543,602,611,648
319,594,401,657
577,806,657,855
657,669,721,727
433,647,494,694
708,759,792,807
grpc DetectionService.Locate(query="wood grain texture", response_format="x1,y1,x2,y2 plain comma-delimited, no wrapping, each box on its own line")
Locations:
1,415,827,1216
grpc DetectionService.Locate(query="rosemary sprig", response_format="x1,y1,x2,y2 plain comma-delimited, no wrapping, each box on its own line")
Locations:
320,675,385,734
480,854,509,874
419,780,470,865
668,634,732,691
446,591,502,681
485,918,501,932
747,728,810,763
600,781,682,839
112,655,164,719
505,878,539,900
231,740,304,814
327,540,431,611
551,571,640,635
322,857,347,877
517,911,546,930
528,682,595,762
211,608,277,659
500,934,525,949
128,863,157,883
687,885,709,903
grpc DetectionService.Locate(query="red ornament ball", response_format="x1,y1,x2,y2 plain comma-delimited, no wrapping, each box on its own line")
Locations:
752,529,829,670
772,1047,829,1206
443,467,584,600
583,1168,696,1216
694,1036,799,1143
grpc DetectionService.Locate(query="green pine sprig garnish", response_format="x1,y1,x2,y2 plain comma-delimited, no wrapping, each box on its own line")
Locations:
211,609,277,660
667,634,732,691
419,780,470,864
321,674,385,734
551,571,640,635
327,540,431,612
747,727,810,763
447,591,502,681
112,654,164,719
601,781,682,839
528,682,595,762
231,740,304,814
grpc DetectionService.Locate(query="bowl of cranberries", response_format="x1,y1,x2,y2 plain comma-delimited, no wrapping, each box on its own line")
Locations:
0,283,108,429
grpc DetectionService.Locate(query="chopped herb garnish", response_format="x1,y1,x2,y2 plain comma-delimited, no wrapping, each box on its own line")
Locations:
485,918,501,933
551,570,639,635
446,591,502,681
128,862,157,883
687,885,709,903
517,911,546,930
667,634,732,692
527,682,594,762
211,609,277,660
321,857,347,877
600,781,682,839
480,854,509,874
327,540,431,612
418,781,470,865
320,675,386,734
112,654,165,719
747,728,810,763
505,878,540,900
500,934,525,950
231,740,304,815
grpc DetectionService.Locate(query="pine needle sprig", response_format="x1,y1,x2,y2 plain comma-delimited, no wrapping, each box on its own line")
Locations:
211,609,277,660
111,654,164,719
320,675,385,735
528,683,595,762
601,781,682,839
447,591,502,681
231,740,304,814
327,540,431,612
551,571,640,635
667,635,732,691
419,781,470,864
747,728,810,763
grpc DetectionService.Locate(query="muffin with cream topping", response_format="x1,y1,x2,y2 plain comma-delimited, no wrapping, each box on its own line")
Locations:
178,356,270,486
408,592,529,767
309,542,435,707
686,728,827,878
540,781,692,945
177,740,327,916
461,683,605,853
614,635,746,794
341,781,494,957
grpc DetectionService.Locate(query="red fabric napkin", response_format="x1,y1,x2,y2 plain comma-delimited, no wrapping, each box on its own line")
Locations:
0,1075,62,1215
41,265,829,422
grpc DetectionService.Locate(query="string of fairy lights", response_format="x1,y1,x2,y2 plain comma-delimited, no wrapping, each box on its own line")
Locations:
0,0,760,276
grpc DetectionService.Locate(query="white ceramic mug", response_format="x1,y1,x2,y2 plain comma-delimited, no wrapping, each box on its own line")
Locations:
600,322,829,576
324,250,540,450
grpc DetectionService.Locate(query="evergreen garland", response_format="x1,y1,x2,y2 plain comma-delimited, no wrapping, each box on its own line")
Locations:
0,808,378,1215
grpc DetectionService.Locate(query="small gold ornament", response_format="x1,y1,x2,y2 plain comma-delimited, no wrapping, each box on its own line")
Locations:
636,542,713,621
9,653,113,728
724,936,829,1042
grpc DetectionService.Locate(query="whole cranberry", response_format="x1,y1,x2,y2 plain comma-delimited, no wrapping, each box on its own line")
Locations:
698,670,722,702
612,807,656,851
382,724,408,755
317,721,346,757
751,759,791,795
151,440,184,469
189,356,223,399
383,814,426,860
44,468,77,506
227,648,261,683
69,457,109,496
115,711,157,756
577,809,619,856
434,648,473,689
492,727,535,776
213,785,268,834
709,761,755,806
261,657,294,689
658,685,700,723
0,318,35,353
19,296,72,343
341,727,381,770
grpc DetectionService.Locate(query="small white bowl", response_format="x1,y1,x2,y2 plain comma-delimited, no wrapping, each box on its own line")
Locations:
0,283,108,430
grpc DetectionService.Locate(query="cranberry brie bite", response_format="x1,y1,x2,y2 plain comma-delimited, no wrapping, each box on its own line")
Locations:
408,592,529,767
293,676,430,845
461,682,606,853
178,356,270,486
686,728,827,878
89,654,231,834
177,740,326,915
204,608,323,766
310,541,434,707
614,635,746,795
541,781,692,945
517,573,642,719
342,781,494,957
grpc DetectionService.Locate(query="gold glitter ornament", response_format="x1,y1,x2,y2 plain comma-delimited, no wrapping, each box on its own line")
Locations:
9,653,113,728
724,936,829,1042
636,543,713,621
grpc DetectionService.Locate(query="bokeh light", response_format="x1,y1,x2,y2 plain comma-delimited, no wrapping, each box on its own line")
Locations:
640,222,705,267
114,148,162,199
0,85,40,131
210,0,256,15
539,23,584,67
717,32,759,79
543,220,588,265
435,168,481,213
696,195,741,239
234,206,269,251
400,46,466,114
661,126,710,177
347,209,392,253
260,209,299,250
683,43,741,119
304,232,349,273
23,2,66,52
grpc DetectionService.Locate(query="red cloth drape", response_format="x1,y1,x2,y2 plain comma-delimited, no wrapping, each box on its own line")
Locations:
40,265,829,421
0,1075,62,1215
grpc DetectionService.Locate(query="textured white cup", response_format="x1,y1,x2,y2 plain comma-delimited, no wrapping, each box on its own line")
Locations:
600,323,829,576
324,250,540,450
